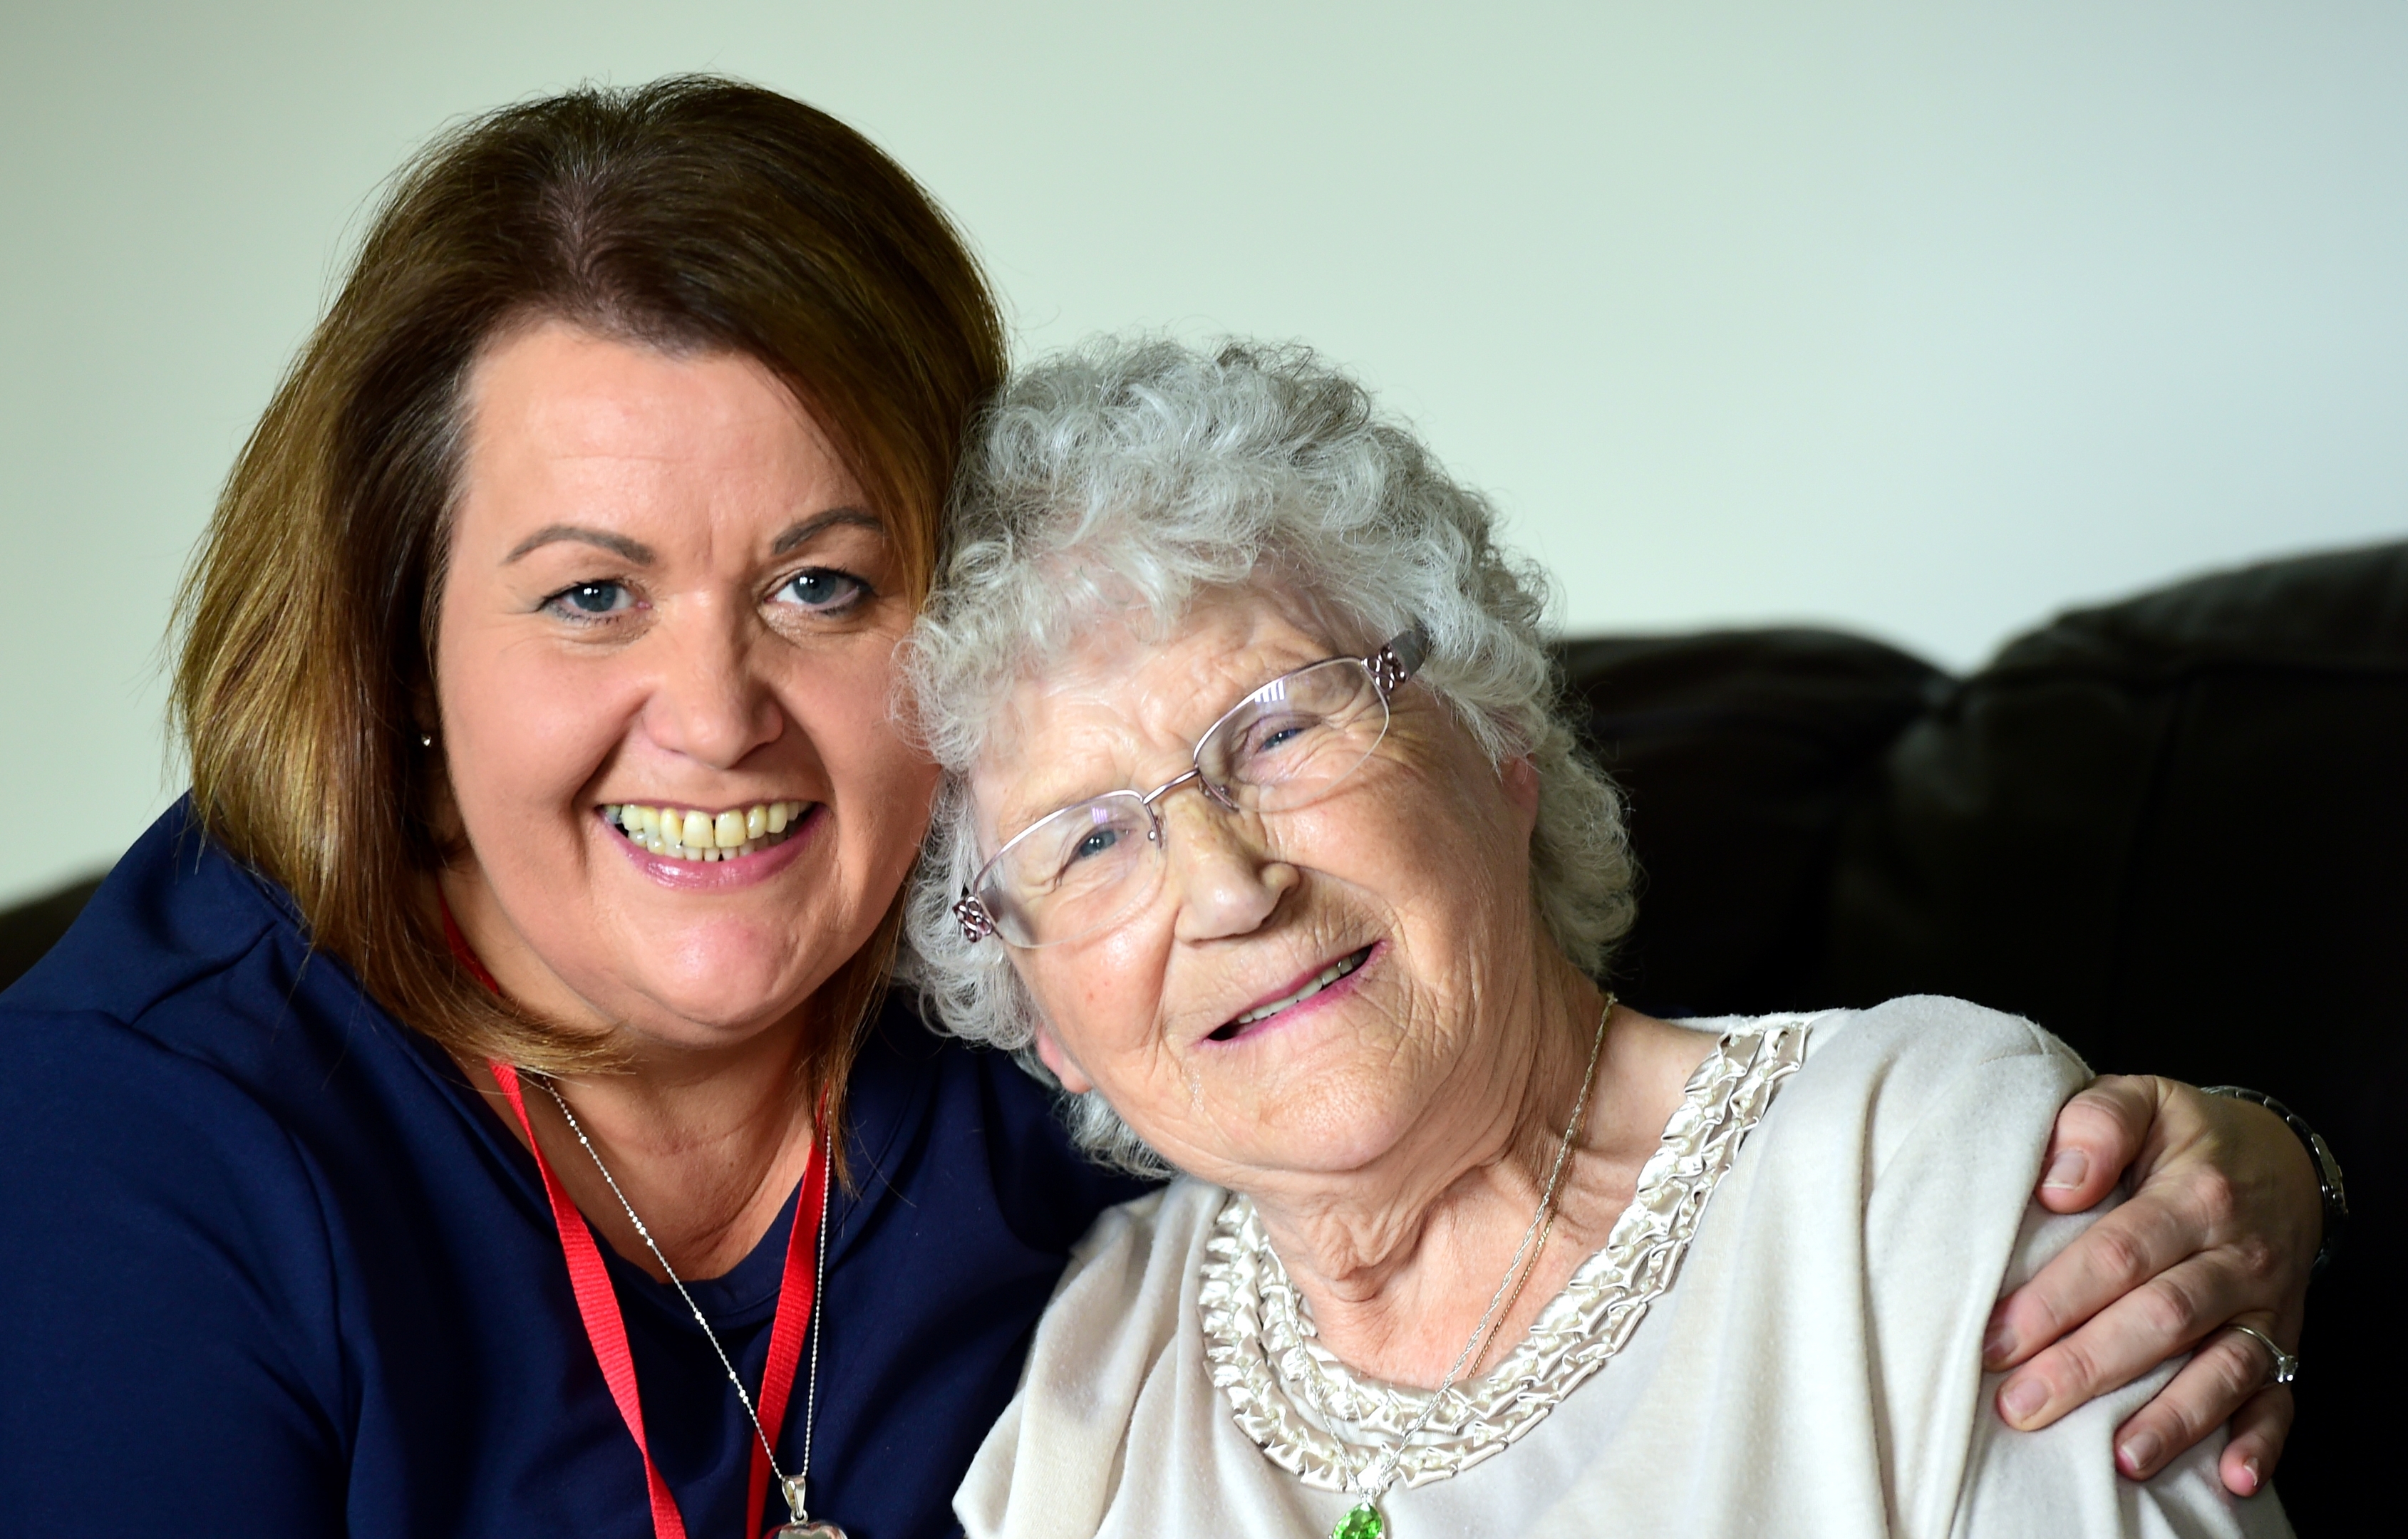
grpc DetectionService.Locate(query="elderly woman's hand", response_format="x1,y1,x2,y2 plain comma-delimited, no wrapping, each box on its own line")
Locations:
1981,1074,2319,1498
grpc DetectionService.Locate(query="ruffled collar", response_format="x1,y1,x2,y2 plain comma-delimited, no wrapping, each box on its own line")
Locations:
1197,1019,1812,1492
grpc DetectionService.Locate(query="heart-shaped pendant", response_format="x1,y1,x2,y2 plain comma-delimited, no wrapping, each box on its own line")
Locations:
770,1473,847,1538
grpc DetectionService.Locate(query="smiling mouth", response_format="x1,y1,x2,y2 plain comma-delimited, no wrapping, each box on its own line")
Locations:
1209,943,1375,1042
602,801,815,862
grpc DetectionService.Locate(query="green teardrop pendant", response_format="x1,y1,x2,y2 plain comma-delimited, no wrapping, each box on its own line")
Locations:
1331,1500,1385,1539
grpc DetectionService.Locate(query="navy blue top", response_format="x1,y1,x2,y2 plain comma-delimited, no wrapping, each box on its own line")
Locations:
0,806,1151,1539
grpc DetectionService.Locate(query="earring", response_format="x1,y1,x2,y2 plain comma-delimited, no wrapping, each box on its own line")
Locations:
419,732,435,748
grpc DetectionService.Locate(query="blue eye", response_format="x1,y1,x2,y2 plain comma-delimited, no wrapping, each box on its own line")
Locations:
777,568,869,612
544,581,635,619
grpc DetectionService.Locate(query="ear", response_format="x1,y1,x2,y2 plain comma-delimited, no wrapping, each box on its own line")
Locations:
1030,1019,1095,1095
1499,752,1542,837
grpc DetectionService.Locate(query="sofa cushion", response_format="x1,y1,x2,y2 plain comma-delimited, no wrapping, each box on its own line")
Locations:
1559,543,2405,1532
1555,628,1945,1017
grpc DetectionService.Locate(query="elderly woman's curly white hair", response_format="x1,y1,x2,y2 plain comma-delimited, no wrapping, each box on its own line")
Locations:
899,338,1636,1171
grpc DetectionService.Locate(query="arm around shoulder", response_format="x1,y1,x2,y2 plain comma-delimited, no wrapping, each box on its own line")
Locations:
1829,1000,2288,1537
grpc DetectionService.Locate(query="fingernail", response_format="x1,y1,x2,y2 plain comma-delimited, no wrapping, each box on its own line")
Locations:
2118,1431,2161,1476
2042,1149,2089,1191
2238,1456,2262,1496
2000,1377,2046,1423
1982,1317,2017,1366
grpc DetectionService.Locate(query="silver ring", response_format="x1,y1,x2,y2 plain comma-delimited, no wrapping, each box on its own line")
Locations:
2223,1323,2299,1387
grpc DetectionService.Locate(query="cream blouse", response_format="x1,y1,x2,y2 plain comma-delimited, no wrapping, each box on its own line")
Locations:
958,997,2292,1539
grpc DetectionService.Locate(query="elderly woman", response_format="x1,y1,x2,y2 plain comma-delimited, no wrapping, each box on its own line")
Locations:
0,81,2328,1539
906,341,2307,1537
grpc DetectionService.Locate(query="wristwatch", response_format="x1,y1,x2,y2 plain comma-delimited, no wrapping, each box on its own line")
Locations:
2201,1086,2349,1279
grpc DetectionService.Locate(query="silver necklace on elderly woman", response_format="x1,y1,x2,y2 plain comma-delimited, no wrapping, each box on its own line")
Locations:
1327,993,1616,1539
537,1078,849,1539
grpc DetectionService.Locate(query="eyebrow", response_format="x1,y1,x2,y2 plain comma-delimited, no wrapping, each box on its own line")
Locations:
503,525,657,565
501,507,882,566
772,507,885,555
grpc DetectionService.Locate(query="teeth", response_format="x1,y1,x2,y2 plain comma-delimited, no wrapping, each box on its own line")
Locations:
1232,948,1369,1028
606,802,809,858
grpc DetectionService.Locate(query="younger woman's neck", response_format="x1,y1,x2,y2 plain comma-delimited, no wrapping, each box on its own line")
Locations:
468,1022,822,1283
437,875,822,1282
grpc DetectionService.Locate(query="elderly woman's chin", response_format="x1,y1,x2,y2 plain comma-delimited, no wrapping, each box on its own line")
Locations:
1197,1070,1450,1185
1154,980,1471,1181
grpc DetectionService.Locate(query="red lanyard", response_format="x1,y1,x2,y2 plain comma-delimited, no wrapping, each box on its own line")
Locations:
446,903,826,1538
491,1062,827,1539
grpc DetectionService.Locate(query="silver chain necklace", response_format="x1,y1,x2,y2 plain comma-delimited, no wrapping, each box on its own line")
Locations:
536,1077,847,1539
1328,993,1615,1539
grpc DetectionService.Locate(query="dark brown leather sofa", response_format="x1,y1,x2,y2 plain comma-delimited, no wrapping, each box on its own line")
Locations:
6,542,2398,1529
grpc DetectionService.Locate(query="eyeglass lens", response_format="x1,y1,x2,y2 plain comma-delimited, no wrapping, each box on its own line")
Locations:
978,794,1157,945
1197,658,1391,811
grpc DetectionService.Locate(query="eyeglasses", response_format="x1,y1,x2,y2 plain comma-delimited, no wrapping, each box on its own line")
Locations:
953,625,1430,949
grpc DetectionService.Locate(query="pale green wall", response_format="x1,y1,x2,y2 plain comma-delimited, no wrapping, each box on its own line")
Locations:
4,1,2405,906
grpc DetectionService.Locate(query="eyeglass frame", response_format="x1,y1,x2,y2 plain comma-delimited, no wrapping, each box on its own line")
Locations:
951,623,1431,947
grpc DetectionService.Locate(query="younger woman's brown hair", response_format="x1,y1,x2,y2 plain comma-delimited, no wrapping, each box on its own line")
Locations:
170,76,1005,1143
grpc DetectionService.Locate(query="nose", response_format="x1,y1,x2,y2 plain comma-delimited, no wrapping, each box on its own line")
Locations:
1162,792,1299,943
640,597,785,769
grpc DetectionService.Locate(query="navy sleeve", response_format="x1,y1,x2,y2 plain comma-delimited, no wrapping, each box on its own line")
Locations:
974,1056,1159,1255
0,1009,348,1538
